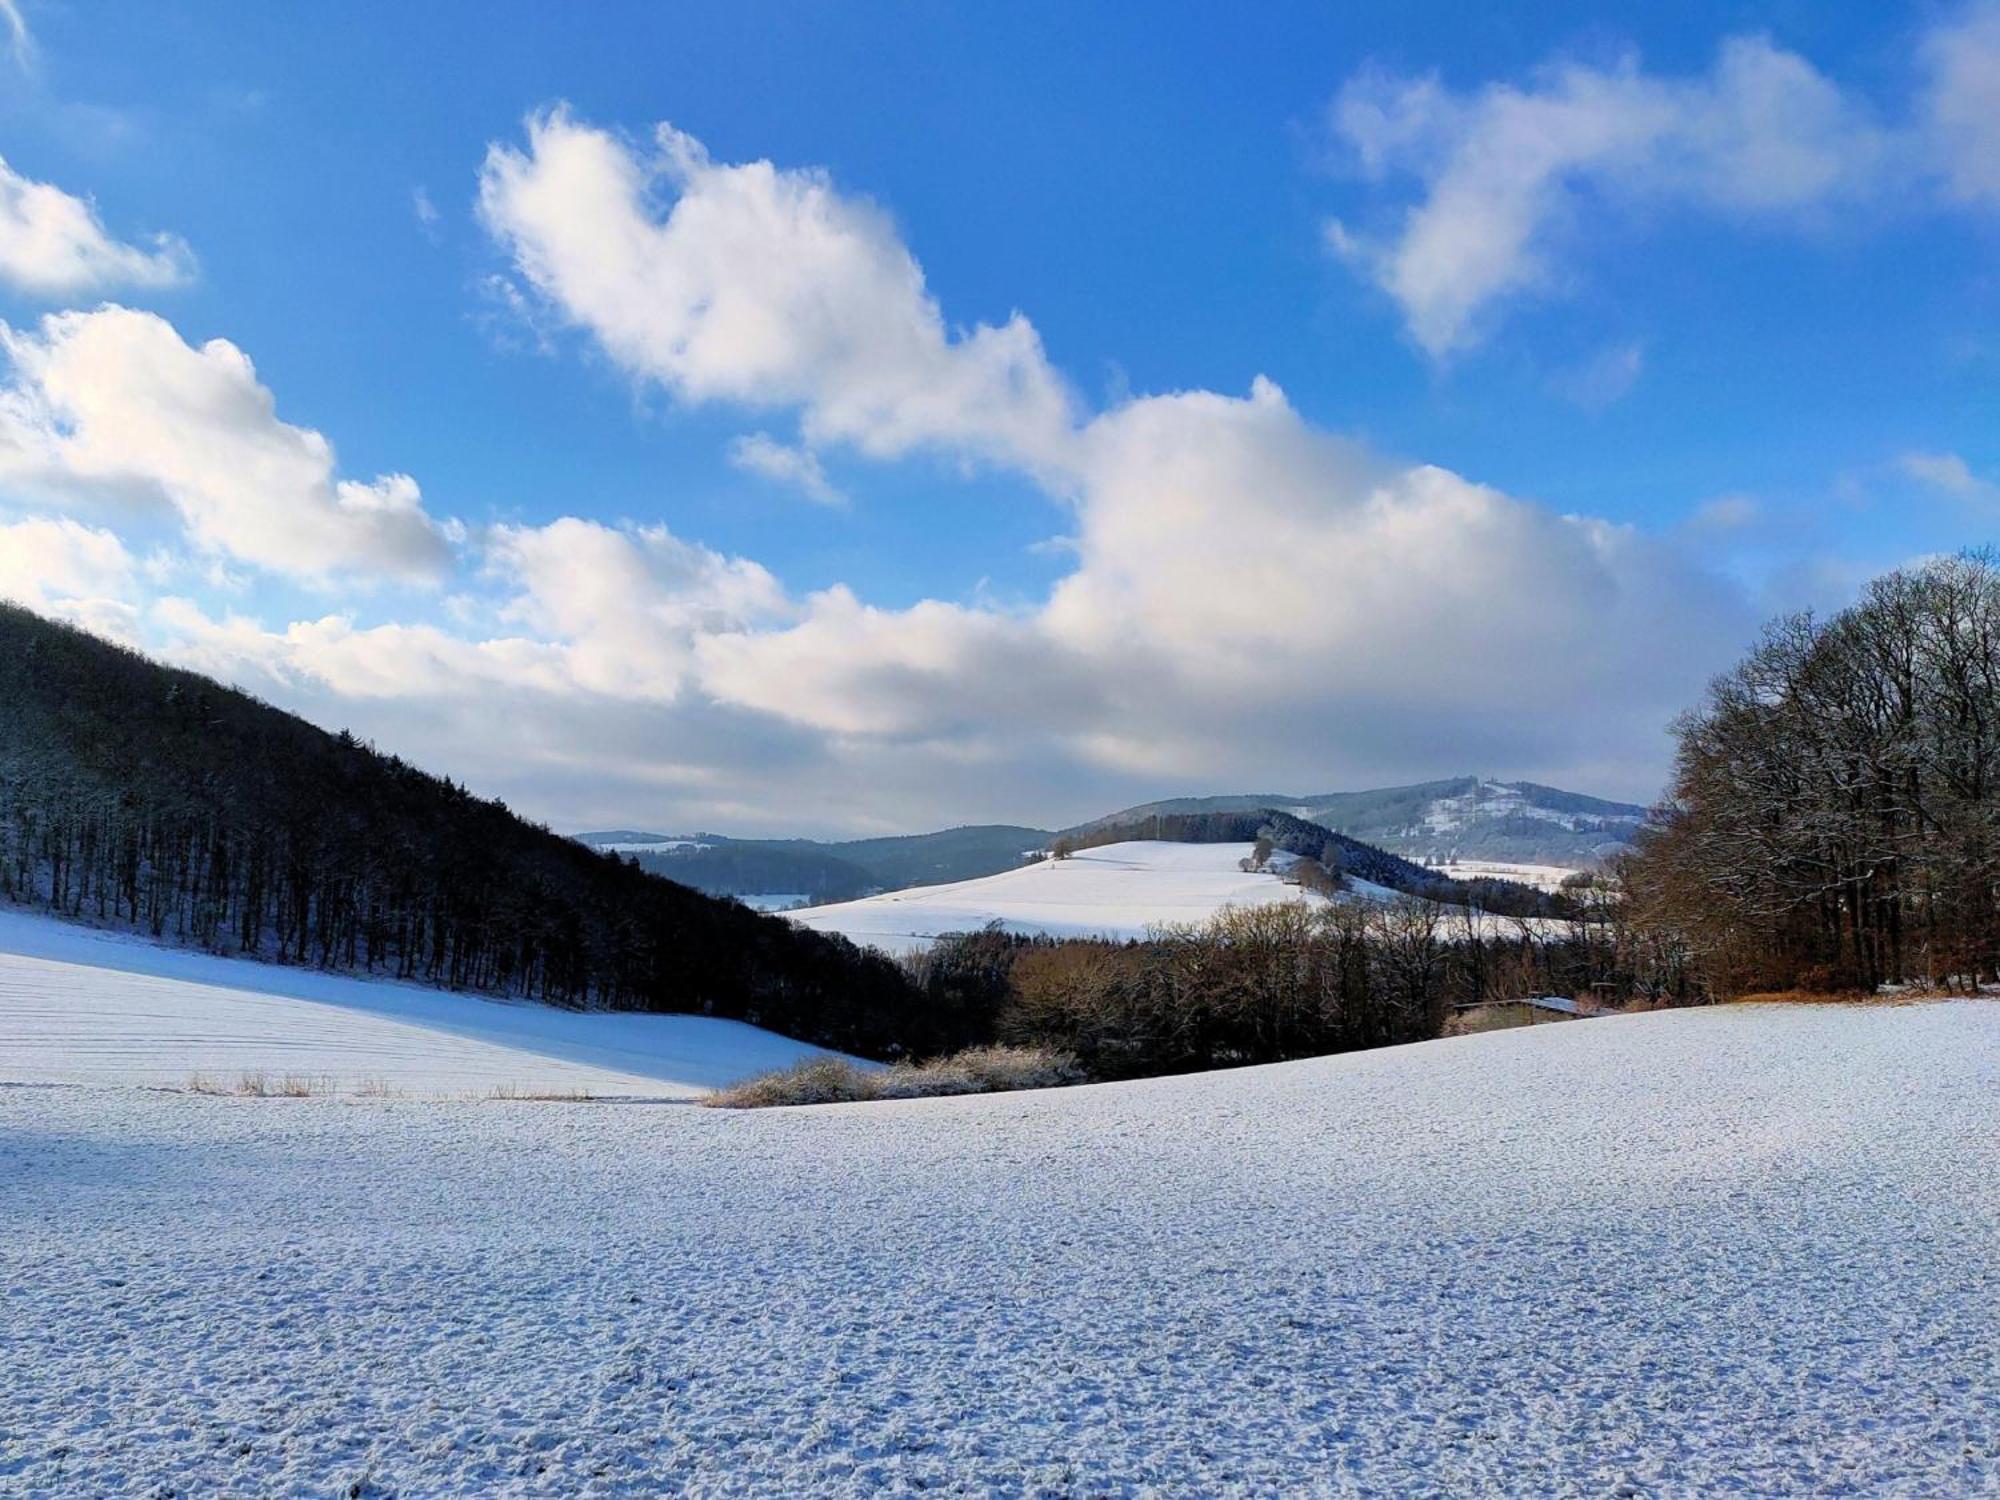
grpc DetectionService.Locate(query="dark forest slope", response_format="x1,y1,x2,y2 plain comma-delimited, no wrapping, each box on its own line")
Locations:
575,825,1051,902
0,605,929,1057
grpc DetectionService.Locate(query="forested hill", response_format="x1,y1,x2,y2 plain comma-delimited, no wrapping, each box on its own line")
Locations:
1073,777,1647,865
1050,807,1554,916
575,825,1052,904
0,605,929,1057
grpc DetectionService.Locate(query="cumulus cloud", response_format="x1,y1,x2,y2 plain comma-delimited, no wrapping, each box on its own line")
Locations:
487,516,793,699
0,155,194,296
699,377,1745,788
143,515,792,708
407,115,1761,809
150,598,570,701
0,513,137,638
1326,37,1886,354
0,306,454,579
5,111,1772,833
477,108,1079,476
727,431,846,506
135,372,1742,814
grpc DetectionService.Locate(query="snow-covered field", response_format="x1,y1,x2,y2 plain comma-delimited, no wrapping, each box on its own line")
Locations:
1426,859,1584,892
791,840,1559,955
2,998,1994,1495
0,907,844,1098
792,840,1320,954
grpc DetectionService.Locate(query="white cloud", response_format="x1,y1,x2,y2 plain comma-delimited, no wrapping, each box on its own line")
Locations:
3,111,1776,833
0,0,32,69
1921,4,2000,205
134,371,1744,815
411,185,442,244
1691,493,1762,530
477,109,1079,477
699,378,1746,788
0,513,138,639
0,155,194,296
0,305,454,580
149,597,571,701
727,431,845,506
1550,341,1645,411
1901,450,2000,506
139,514,793,709
373,116,1763,810
487,516,793,699
1327,38,1887,354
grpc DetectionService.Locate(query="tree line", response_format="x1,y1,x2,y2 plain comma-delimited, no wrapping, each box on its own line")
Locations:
1622,553,2000,993
895,898,1641,1079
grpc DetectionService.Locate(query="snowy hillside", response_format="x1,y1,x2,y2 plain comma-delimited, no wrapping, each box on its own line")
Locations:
1082,777,1647,866
4,999,1994,1494
0,908,846,1097
791,840,1322,954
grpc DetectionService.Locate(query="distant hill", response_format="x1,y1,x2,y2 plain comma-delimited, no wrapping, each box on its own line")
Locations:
1073,778,1646,866
579,778,1642,904
0,604,931,1058
1056,808,1445,896
575,826,1051,904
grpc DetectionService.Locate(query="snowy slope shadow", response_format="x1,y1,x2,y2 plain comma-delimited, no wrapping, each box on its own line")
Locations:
0,906,851,1097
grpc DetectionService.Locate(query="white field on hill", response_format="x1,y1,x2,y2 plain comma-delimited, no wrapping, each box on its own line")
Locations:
790,840,1317,955
791,839,1556,955
0,907,845,1097
4,998,1995,1495
1426,858,1584,892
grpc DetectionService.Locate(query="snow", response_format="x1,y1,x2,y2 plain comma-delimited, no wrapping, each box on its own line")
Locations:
0,906,849,1098
792,840,1317,954
2,998,1995,1494
1421,779,1586,836
1426,859,1583,891
790,840,1558,954
590,838,712,854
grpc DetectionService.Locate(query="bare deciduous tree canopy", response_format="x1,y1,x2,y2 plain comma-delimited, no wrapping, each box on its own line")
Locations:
1625,553,2000,993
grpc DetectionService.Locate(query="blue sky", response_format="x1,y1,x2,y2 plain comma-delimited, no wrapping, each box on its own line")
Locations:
0,1,1995,833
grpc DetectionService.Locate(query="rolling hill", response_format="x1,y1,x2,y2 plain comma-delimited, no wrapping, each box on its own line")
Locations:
581,779,1646,908
0,904,842,1097
576,825,1052,904
790,835,1552,956
790,840,1320,955
1075,777,1647,865
0,604,925,1057
9,997,1993,1493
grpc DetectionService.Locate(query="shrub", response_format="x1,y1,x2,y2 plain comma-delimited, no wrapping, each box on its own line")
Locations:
705,1045,1083,1108
706,1056,872,1108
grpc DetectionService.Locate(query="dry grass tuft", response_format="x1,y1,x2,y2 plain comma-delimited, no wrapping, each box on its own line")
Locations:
486,1082,598,1102
706,1044,1085,1109
182,1070,338,1097
1729,987,1949,1008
